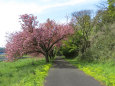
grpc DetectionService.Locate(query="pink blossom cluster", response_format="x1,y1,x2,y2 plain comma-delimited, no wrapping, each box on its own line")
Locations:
6,14,73,61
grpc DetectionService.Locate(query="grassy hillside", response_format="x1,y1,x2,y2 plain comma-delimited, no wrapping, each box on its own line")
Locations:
0,58,51,86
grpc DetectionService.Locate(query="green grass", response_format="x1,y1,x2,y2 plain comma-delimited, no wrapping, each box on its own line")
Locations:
0,58,52,86
66,58,115,86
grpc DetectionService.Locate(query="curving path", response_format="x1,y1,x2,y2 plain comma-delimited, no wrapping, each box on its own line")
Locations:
44,57,103,86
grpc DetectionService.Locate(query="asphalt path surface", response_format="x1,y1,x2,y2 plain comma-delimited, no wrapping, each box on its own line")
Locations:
44,57,103,86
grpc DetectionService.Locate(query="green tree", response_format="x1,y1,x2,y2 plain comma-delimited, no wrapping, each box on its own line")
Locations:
71,10,93,54
108,0,115,22
94,0,115,25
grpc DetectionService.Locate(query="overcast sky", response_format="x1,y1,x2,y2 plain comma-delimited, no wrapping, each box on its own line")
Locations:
0,0,102,47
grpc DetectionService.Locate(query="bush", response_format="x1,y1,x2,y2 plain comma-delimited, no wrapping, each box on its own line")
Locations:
79,23,115,61
60,38,79,59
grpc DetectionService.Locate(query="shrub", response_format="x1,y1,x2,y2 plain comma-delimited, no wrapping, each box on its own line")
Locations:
79,23,115,61
60,38,79,59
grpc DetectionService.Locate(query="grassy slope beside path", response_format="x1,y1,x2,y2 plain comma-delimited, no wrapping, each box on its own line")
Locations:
0,58,52,86
66,58,115,86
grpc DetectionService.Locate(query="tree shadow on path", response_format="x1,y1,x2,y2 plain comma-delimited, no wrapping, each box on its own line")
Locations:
52,57,77,69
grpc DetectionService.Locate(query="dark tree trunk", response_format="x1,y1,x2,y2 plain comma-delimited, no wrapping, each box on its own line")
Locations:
49,49,55,60
45,52,49,63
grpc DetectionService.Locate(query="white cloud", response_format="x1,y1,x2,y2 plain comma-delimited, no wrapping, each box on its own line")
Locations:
42,0,53,2
40,0,88,10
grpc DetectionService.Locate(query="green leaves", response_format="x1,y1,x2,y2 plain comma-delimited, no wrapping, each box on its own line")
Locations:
67,59,115,86
108,0,115,20
0,58,52,86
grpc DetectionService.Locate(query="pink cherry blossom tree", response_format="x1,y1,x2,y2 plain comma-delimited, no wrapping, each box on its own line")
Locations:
6,14,73,62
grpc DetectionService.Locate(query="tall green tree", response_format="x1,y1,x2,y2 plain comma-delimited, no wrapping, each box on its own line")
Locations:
95,0,115,25
108,0,115,22
71,10,93,54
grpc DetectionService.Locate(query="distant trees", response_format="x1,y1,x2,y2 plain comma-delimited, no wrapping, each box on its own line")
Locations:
108,0,115,22
94,0,115,25
59,10,93,59
6,14,73,62
71,10,93,54
61,0,115,61
0,47,5,53
60,36,78,58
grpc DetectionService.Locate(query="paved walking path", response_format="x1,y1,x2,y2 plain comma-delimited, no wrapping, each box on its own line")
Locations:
44,57,102,86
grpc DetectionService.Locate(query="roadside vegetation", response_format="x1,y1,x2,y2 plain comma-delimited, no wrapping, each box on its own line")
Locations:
1,0,114,86
58,0,115,86
66,58,115,86
0,58,51,86
0,47,5,53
